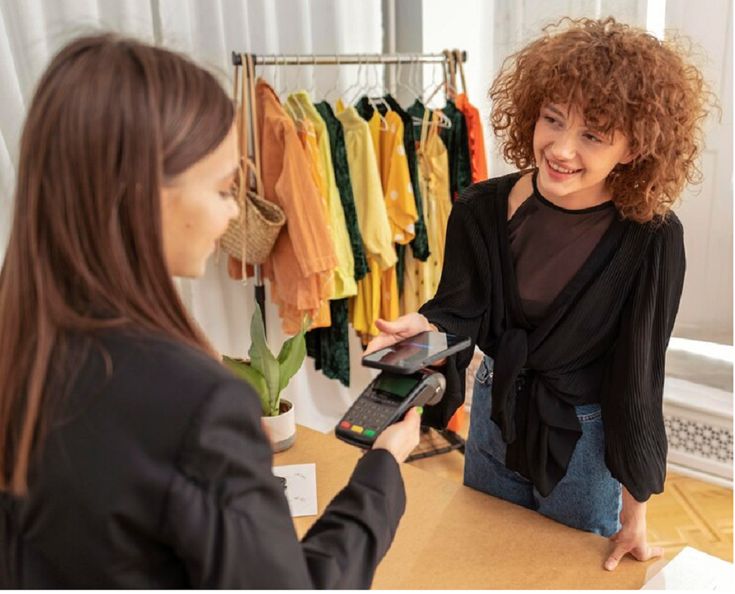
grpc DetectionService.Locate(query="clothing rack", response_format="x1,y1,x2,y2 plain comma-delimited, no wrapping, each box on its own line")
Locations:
230,50,467,333
230,50,468,460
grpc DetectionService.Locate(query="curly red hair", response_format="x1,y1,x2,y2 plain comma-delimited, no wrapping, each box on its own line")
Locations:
489,17,715,222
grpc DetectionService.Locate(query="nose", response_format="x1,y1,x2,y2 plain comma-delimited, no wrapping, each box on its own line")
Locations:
227,196,240,222
550,129,577,161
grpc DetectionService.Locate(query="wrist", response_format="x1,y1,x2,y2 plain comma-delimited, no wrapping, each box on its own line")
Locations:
421,315,438,332
621,488,647,521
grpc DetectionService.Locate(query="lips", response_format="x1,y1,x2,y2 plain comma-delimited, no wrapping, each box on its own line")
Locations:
544,156,582,180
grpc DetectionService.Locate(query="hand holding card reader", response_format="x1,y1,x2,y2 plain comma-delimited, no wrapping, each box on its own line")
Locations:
335,331,469,448
335,369,446,447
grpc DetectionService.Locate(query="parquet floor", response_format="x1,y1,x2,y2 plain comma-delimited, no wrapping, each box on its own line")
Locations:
409,413,733,563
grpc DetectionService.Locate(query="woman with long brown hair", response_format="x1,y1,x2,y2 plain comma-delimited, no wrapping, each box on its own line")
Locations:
0,34,419,588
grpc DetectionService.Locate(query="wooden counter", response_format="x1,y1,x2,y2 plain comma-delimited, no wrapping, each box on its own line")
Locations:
275,425,663,589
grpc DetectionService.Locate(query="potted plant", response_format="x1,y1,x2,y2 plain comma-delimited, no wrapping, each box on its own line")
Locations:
223,304,308,452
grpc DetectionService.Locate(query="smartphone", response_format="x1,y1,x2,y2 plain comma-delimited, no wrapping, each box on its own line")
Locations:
361,331,471,375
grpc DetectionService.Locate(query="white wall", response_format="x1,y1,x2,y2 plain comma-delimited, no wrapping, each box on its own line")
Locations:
666,0,733,345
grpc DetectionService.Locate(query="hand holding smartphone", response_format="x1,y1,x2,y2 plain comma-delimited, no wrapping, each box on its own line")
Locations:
362,331,471,374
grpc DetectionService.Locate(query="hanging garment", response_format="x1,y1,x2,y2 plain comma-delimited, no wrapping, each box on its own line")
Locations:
380,95,429,261
314,101,369,281
455,93,488,183
379,94,431,299
355,98,417,326
438,99,472,201
256,79,336,333
336,101,396,338
286,92,357,300
355,98,418,246
402,111,452,315
284,113,332,329
305,101,369,387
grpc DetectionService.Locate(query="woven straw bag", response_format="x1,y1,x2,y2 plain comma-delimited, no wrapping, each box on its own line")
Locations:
219,160,285,265
220,53,285,266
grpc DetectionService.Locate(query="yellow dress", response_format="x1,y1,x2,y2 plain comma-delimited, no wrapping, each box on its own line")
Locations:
286,92,357,300
401,111,452,314
364,110,418,245
363,107,418,327
336,101,396,338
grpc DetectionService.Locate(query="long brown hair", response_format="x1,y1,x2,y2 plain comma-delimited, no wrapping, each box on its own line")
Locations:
0,34,235,495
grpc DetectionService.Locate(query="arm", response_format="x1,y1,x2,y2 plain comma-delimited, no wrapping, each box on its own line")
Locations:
417,198,492,427
367,197,492,428
161,379,407,589
600,216,686,569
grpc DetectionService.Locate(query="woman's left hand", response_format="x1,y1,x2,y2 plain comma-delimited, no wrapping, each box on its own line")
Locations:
604,488,664,571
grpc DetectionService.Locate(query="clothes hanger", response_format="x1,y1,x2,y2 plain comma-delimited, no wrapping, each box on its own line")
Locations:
370,56,393,114
285,55,311,131
323,54,341,103
423,54,447,106
415,56,452,128
304,54,317,98
366,58,390,131
341,54,364,107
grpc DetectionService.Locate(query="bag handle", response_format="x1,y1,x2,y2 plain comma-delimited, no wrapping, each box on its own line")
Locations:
242,53,263,196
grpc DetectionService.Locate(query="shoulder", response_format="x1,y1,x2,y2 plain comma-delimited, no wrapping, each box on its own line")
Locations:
631,210,684,250
454,171,524,218
78,329,258,430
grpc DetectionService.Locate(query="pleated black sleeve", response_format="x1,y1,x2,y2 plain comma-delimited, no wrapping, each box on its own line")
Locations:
162,378,406,589
419,193,494,427
600,215,686,502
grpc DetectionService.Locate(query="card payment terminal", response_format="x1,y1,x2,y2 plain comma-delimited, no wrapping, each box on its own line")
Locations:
335,369,446,448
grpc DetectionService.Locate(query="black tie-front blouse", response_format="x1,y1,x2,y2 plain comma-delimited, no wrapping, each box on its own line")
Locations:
420,171,685,502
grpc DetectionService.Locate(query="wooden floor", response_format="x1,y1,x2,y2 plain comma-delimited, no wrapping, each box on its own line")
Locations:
408,415,733,564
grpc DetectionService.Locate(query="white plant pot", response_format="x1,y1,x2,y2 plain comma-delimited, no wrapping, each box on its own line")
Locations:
262,399,296,452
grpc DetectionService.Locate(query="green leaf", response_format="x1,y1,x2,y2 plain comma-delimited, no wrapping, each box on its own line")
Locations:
222,356,270,415
248,304,281,416
277,332,306,394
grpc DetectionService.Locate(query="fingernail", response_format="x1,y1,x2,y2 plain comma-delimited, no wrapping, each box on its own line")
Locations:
416,407,423,415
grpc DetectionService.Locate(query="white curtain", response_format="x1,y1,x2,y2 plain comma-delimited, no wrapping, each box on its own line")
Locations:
0,0,383,431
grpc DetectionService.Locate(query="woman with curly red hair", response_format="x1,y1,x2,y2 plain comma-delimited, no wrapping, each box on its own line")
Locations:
367,17,714,570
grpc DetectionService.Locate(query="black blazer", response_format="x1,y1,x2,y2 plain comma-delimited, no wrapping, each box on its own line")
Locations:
0,330,406,588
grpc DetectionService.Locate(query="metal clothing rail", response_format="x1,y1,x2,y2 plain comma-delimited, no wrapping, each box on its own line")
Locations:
231,51,466,66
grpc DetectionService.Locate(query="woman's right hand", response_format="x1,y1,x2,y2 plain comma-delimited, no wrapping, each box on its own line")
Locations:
364,313,436,356
372,407,422,463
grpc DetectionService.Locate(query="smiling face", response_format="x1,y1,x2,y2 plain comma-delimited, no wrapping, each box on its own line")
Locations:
160,124,240,278
533,103,634,207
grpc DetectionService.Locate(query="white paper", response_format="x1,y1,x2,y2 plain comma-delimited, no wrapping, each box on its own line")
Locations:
272,463,318,518
642,546,734,590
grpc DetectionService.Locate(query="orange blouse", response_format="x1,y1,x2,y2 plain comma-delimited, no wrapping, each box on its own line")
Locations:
455,93,488,183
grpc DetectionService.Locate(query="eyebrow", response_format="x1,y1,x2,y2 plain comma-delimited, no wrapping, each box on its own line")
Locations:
545,104,567,119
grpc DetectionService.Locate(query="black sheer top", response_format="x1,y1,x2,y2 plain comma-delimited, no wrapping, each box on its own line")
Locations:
509,173,617,326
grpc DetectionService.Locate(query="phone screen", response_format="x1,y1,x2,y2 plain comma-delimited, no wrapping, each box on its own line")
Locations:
363,331,469,372
374,374,420,398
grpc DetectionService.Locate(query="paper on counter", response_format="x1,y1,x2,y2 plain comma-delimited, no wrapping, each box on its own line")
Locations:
272,463,318,518
642,546,733,590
